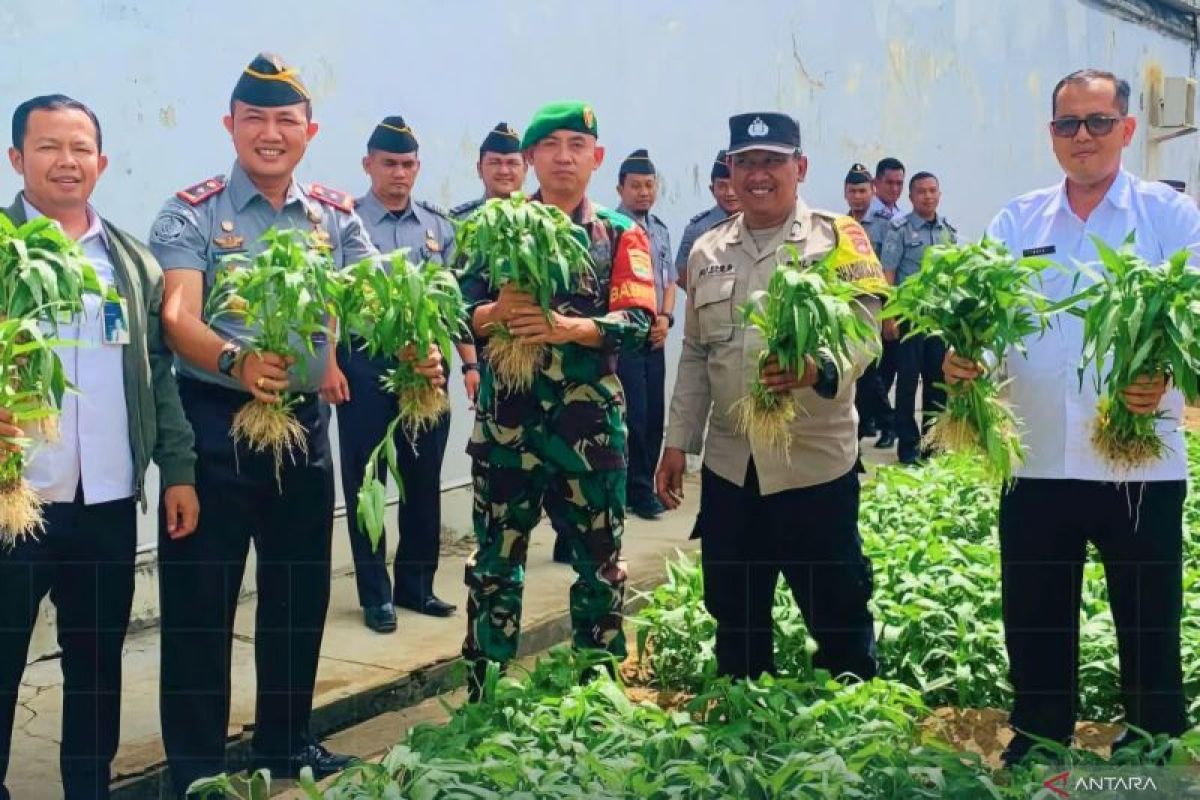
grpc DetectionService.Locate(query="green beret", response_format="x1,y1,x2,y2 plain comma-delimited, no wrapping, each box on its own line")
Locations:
231,52,310,108
520,101,597,149
367,115,418,153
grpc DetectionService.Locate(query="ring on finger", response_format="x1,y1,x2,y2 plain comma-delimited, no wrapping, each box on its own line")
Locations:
256,377,265,390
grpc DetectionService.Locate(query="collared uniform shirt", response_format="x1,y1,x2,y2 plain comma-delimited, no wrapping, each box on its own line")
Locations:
148,161,376,393
355,192,455,265
880,212,958,284
23,201,135,504
617,203,673,312
674,205,730,288
988,168,1200,482
862,206,900,257
664,202,885,494
867,196,906,220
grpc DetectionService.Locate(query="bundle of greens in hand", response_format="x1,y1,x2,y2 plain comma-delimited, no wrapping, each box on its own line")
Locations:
206,228,339,476
734,245,876,454
1073,237,1200,470
882,238,1053,481
334,251,467,548
455,192,592,393
0,213,100,543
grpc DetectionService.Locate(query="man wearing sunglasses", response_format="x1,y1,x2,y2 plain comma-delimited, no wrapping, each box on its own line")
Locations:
945,68,1200,766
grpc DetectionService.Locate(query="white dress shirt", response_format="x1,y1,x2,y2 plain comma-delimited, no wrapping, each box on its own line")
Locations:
22,200,135,504
987,169,1200,482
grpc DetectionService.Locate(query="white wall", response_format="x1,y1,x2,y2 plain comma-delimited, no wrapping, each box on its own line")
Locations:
1,0,1196,548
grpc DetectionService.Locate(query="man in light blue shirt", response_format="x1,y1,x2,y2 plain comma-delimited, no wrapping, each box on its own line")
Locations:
946,69,1200,766
334,115,472,630
880,171,957,464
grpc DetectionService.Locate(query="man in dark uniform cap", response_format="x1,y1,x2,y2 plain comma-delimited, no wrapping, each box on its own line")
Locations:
149,52,400,792
615,149,674,520
845,163,894,446
675,149,740,291
450,122,527,220
333,115,473,632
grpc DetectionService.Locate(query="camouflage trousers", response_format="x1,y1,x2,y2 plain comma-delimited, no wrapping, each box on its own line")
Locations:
463,460,628,665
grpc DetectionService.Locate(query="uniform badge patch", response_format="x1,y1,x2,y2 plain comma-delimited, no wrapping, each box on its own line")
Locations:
151,213,188,244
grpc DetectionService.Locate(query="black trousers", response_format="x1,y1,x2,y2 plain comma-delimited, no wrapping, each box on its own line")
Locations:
695,463,877,681
878,336,898,397
1000,478,1188,744
616,347,666,508
159,378,334,796
854,344,894,437
0,492,135,800
895,331,946,459
336,344,450,608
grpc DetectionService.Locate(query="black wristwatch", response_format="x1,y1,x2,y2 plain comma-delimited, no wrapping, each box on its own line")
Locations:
217,343,241,377
461,362,480,376
660,312,675,328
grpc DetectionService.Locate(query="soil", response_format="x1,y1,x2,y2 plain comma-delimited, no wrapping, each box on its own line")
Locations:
920,707,1121,768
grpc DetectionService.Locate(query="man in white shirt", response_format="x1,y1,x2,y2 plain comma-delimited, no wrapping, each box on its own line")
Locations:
0,95,198,800
946,69,1200,765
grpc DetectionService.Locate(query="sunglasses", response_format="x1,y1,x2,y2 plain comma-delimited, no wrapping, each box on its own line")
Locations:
1050,114,1123,138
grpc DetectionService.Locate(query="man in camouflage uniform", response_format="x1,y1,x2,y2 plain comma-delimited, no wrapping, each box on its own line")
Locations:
459,101,656,696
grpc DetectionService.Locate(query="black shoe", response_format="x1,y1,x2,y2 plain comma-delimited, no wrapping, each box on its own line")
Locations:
875,431,896,449
363,604,397,633
1001,732,1072,768
629,496,666,520
255,742,356,780
396,595,457,617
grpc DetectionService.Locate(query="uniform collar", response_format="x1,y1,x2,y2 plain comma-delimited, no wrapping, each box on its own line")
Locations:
357,190,422,226
532,191,595,225
21,193,108,248
228,160,309,214
617,202,660,228
729,199,812,245
1048,168,1132,219
907,211,946,229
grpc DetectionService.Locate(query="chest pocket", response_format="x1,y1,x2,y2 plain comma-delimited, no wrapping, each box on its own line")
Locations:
693,276,736,344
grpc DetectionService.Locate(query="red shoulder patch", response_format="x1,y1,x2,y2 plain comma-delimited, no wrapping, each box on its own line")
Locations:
176,175,226,205
307,183,354,213
609,224,658,315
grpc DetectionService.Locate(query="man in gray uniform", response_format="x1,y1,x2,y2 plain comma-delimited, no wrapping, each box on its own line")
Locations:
880,170,957,465
674,149,740,291
334,116,475,631
149,52,382,792
615,149,675,520
450,122,527,220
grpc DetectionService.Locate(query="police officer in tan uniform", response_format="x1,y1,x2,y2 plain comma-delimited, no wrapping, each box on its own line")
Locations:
656,112,884,681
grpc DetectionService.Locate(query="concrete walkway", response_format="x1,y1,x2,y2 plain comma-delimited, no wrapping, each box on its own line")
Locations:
7,478,704,800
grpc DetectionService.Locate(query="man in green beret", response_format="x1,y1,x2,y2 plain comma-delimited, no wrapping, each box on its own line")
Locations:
458,101,657,699
149,52,387,792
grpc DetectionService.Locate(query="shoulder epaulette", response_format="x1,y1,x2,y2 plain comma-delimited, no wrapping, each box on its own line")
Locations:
414,199,451,220
688,209,712,225
450,198,484,219
176,175,226,206
307,183,354,213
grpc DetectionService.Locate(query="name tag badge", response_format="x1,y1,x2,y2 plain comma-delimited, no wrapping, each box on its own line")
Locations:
103,298,130,345
1022,245,1057,257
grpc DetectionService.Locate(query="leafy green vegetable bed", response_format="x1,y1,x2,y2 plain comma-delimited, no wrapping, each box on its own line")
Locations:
197,437,1200,799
